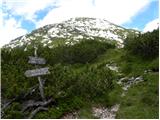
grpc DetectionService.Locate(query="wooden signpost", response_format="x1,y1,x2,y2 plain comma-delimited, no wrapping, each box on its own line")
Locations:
28,56,46,65
25,46,50,102
25,67,50,77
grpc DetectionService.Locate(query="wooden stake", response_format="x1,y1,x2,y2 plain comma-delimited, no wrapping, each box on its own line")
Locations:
34,46,46,102
38,77,46,102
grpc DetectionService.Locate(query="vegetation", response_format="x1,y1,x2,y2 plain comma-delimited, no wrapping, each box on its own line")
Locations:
124,29,159,59
116,73,159,119
1,40,116,119
116,29,159,118
39,39,115,64
1,29,159,119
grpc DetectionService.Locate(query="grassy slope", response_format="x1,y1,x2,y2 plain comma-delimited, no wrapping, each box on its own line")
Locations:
116,73,159,119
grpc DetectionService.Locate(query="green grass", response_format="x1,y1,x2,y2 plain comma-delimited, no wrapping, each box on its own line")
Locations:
116,73,159,119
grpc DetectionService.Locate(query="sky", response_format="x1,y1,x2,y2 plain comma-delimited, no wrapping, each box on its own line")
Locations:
0,0,159,47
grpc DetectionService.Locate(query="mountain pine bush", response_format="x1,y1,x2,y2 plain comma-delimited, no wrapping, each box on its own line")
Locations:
124,29,159,59
49,40,115,64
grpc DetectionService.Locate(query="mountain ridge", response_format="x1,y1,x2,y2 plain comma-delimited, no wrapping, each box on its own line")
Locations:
3,17,140,49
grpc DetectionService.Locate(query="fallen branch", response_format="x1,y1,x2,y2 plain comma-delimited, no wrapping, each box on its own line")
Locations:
1,98,16,111
28,107,48,119
22,98,53,112
2,79,46,111
2,84,38,111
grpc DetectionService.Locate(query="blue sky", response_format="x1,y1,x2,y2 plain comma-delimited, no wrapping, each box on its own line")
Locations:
122,0,159,30
1,0,159,46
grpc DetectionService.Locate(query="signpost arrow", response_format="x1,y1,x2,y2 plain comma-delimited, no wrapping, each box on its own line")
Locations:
25,67,50,77
28,56,46,65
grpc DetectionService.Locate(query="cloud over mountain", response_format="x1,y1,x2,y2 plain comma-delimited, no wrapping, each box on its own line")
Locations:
143,18,159,32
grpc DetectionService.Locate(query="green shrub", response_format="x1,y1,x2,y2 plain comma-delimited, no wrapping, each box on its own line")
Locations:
148,57,159,72
124,29,159,59
49,39,115,64
46,63,115,100
35,96,84,119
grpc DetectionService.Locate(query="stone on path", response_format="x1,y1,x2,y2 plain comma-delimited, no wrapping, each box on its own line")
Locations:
92,104,120,119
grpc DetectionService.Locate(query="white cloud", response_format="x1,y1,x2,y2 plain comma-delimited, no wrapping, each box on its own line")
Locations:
37,0,151,27
4,0,57,22
0,18,27,47
1,0,57,47
143,18,159,32
132,28,140,31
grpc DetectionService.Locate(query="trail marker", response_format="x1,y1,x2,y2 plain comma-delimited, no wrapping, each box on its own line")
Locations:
28,56,46,65
24,46,50,102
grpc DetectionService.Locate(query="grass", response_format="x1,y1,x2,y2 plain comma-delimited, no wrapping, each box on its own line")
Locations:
116,73,159,119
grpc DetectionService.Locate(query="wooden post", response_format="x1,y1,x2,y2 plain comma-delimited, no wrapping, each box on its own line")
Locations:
22,45,52,118
34,46,38,57
38,77,46,102
34,46,46,102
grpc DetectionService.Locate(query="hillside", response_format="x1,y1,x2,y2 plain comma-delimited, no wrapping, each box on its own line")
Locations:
1,18,159,119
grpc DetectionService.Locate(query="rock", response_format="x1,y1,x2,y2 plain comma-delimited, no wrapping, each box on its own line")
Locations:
106,64,119,72
122,84,131,91
121,92,126,97
144,69,152,74
118,76,143,92
111,104,120,112
117,80,122,85
135,76,143,81
61,111,79,119
92,104,120,119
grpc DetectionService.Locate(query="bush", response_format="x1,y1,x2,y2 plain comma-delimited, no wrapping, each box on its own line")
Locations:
148,57,159,72
50,39,115,64
35,96,85,119
46,63,115,100
72,66,114,98
124,29,159,59
1,39,116,118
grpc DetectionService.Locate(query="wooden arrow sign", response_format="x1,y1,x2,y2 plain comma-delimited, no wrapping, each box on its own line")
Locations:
28,56,46,65
25,67,50,77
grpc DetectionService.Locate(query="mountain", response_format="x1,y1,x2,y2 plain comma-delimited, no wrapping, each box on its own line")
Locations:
1,17,158,119
3,17,139,49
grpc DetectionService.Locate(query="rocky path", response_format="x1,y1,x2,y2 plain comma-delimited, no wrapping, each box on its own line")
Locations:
92,63,145,119
117,76,144,96
61,63,146,119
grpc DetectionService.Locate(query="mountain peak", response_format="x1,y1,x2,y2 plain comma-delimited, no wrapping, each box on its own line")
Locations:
3,17,139,49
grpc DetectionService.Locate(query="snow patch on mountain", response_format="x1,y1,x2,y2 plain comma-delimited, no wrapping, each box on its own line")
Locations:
3,17,139,49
